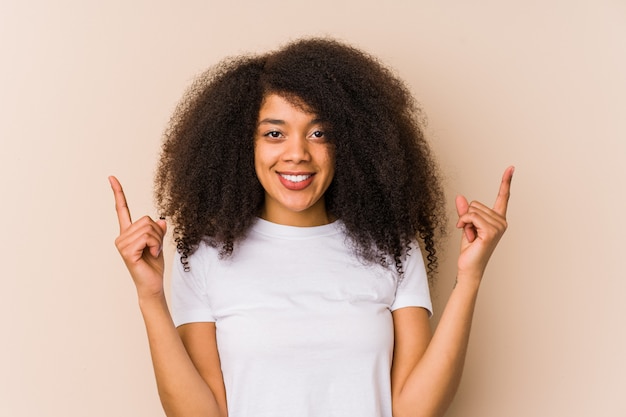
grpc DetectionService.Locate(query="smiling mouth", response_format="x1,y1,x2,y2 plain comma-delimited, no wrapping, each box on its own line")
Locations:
279,173,313,183
277,172,315,190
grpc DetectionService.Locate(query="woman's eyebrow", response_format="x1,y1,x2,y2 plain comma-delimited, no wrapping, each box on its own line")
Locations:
257,118,285,125
257,118,325,126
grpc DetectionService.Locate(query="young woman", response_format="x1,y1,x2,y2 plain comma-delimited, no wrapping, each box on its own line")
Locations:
110,38,513,417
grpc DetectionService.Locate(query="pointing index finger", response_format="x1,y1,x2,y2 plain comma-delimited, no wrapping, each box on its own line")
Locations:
108,176,132,233
493,166,514,216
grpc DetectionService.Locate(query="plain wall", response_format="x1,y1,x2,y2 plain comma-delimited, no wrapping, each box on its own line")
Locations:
1,1,624,416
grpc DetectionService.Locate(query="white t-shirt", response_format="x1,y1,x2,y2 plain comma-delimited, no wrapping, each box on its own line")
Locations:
171,218,431,417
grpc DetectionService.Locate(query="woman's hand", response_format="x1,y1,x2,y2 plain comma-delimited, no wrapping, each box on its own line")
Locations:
455,166,514,280
109,176,168,299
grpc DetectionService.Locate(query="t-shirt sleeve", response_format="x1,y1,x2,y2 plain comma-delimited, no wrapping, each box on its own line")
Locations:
170,244,216,327
390,241,433,316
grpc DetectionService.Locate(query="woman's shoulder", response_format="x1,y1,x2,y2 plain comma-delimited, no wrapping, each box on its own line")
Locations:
172,239,221,274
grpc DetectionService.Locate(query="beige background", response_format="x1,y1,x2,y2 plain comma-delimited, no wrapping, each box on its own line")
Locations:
1,0,624,416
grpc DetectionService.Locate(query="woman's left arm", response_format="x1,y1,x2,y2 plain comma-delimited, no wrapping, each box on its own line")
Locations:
391,166,514,417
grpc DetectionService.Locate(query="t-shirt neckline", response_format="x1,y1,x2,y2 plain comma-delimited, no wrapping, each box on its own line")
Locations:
252,217,343,239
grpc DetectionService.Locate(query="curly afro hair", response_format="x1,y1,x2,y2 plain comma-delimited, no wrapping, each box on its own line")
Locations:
155,37,447,280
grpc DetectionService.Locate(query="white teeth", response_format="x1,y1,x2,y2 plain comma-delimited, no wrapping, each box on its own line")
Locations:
280,174,311,183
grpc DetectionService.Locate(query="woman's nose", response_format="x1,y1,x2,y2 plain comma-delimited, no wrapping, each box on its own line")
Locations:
282,136,310,163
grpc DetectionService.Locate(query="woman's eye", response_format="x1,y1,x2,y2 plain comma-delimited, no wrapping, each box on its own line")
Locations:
265,131,282,138
311,130,325,139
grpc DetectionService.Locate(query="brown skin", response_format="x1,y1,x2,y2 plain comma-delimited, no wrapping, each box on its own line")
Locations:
110,176,225,416
391,167,513,417
254,94,335,227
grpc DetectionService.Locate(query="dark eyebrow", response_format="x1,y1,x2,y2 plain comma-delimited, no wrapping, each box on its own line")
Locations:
257,118,285,126
257,118,326,126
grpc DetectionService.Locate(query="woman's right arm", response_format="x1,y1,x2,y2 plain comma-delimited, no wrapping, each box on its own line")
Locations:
109,176,227,417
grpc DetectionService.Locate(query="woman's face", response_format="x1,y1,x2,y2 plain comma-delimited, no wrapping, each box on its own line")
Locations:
254,94,335,226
